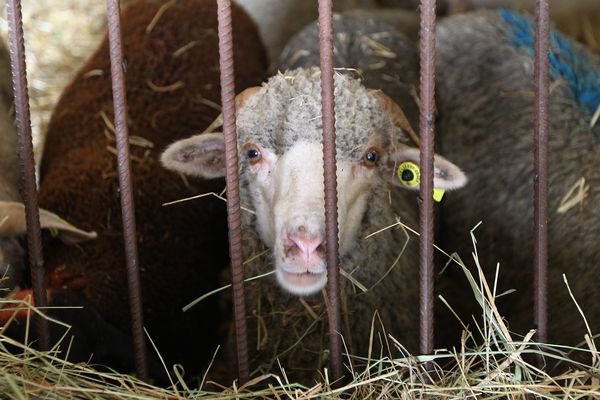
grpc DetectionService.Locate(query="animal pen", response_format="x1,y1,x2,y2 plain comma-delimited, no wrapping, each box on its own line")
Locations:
5,0,552,386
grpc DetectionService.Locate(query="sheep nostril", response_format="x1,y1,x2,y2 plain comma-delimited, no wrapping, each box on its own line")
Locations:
316,242,326,256
287,233,325,260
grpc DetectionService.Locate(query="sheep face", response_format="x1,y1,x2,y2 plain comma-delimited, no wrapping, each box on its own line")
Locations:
162,69,467,296
239,139,382,295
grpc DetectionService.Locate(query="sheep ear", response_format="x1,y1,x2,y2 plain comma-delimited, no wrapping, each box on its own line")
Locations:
160,132,226,179
370,89,420,147
386,145,467,190
0,201,97,244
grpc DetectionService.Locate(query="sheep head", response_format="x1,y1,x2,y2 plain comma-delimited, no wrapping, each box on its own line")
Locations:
161,68,467,296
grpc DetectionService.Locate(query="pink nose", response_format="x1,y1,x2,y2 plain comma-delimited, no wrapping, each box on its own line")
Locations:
285,227,325,266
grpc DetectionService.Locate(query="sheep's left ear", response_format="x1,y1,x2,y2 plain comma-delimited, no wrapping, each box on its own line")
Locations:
385,145,467,190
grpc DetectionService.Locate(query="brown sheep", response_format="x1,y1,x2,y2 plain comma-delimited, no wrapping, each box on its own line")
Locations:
5,0,267,381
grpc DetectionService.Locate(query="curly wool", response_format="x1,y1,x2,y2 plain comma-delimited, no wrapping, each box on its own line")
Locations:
237,68,404,160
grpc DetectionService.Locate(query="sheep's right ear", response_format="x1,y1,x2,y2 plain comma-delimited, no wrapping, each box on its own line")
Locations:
0,201,97,244
160,132,226,179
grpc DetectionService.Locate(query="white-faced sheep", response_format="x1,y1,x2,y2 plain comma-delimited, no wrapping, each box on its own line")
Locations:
435,10,600,354
162,14,466,381
3,0,267,381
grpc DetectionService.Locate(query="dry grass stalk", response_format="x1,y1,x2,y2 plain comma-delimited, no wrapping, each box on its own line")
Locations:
359,36,397,59
146,79,185,93
145,0,176,34
591,103,600,128
162,191,256,215
557,177,589,214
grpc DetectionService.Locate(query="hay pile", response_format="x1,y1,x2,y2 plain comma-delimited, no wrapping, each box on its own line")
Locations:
0,235,598,399
0,0,133,166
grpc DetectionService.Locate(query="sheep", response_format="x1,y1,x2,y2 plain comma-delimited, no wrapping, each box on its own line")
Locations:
0,39,24,292
161,14,466,381
0,38,97,293
434,10,600,353
2,0,267,380
444,0,600,52
233,0,419,65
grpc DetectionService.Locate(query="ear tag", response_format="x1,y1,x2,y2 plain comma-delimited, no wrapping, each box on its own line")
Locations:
433,188,445,202
396,161,445,202
396,161,420,188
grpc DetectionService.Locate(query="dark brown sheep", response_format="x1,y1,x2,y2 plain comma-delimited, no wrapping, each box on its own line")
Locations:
24,0,267,380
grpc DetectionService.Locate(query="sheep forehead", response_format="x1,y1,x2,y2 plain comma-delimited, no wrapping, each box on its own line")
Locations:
237,68,397,157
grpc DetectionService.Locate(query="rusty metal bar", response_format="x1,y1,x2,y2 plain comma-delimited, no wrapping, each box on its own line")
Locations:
533,0,549,347
318,0,343,382
216,0,250,385
6,0,50,351
106,0,148,381
418,0,436,357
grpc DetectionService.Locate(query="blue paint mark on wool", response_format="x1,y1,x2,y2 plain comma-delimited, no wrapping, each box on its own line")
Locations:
500,9,600,118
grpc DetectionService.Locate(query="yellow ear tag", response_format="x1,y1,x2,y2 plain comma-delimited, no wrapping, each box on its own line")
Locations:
396,161,420,188
433,188,445,202
397,161,445,202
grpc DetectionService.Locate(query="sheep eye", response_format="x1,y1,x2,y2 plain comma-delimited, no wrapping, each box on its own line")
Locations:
247,148,260,160
242,143,262,165
363,148,380,167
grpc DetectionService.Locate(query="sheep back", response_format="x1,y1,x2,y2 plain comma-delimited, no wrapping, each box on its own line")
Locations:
278,12,420,128
436,10,600,350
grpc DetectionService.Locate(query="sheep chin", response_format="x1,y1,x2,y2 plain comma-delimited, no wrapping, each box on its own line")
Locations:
275,268,327,296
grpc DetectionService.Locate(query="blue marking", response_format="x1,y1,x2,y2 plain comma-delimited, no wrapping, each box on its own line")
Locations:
500,9,600,119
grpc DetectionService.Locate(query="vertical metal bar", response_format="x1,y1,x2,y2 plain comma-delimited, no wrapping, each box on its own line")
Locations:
216,0,250,385
318,0,343,382
6,0,49,351
418,0,436,357
533,0,549,346
106,0,148,381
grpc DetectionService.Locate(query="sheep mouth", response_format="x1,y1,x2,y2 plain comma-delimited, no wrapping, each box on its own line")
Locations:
276,269,327,295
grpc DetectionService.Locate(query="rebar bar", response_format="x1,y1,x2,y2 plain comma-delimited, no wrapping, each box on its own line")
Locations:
216,0,250,385
6,0,50,351
418,0,437,357
533,0,549,348
317,0,343,382
106,0,148,381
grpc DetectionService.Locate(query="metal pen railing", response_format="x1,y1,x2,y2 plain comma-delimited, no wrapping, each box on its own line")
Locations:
6,0,550,384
